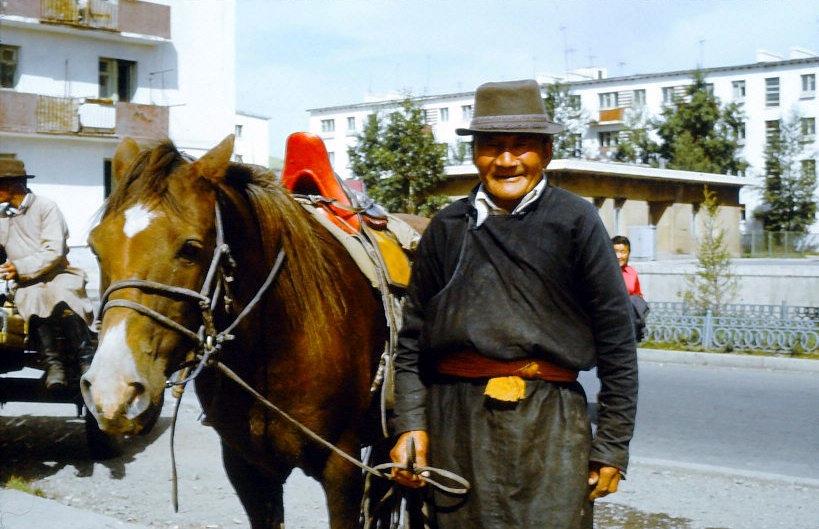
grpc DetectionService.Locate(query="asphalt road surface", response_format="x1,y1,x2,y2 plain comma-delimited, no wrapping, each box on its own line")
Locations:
2,358,817,529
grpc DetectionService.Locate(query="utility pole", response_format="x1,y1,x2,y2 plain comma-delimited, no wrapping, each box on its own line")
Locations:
698,38,706,68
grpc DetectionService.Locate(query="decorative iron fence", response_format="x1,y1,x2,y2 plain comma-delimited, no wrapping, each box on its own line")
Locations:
645,301,818,354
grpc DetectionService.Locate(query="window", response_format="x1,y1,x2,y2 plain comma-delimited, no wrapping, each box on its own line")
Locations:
328,151,335,165
320,119,335,133
103,159,113,198
461,104,473,120
347,116,356,131
99,58,136,102
568,94,581,110
599,131,619,148
234,154,243,163
599,92,618,109
0,45,19,89
234,124,243,138
801,159,816,179
765,120,780,144
801,74,816,97
632,89,646,107
439,107,449,122
704,83,715,96
732,80,746,100
765,77,780,107
662,86,675,104
801,117,816,139
735,122,746,144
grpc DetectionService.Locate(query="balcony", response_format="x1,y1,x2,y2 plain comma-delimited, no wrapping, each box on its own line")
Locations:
0,91,168,140
598,107,625,124
1,0,170,41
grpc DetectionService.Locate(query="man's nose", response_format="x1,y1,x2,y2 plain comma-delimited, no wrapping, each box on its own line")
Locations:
495,150,517,167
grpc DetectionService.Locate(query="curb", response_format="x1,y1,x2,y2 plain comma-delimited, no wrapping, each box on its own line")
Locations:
638,347,819,372
629,456,819,488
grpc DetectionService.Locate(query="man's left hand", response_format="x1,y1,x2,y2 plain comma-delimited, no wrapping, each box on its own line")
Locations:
0,261,17,281
588,462,621,501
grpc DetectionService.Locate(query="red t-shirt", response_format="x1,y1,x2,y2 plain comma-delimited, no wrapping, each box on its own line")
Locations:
621,265,642,296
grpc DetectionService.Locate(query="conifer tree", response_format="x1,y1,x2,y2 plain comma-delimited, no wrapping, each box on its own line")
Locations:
681,186,737,314
761,112,817,233
656,71,746,175
543,81,588,158
348,99,449,216
615,107,658,165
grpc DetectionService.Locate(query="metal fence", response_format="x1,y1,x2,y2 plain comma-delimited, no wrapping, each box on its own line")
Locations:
741,231,819,257
645,301,819,354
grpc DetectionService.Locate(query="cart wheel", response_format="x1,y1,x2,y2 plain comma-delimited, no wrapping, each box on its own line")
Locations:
84,408,121,460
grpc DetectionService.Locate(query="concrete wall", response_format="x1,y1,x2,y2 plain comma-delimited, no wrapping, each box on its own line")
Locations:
633,258,819,306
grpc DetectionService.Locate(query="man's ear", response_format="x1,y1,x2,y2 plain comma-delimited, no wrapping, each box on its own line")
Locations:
112,137,141,187
193,134,235,184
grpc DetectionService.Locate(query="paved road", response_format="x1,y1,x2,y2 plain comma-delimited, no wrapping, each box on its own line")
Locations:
2,355,818,529
580,360,819,479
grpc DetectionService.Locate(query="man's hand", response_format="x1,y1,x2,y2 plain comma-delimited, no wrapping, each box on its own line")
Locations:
389,430,429,488
0,261,17,281
588,462,621,501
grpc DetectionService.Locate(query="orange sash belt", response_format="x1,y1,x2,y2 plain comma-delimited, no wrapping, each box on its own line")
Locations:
435,350,578,383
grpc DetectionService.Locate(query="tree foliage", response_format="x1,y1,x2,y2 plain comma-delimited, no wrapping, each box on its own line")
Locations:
543,81,588,158
615,107,658,165
347,99,449,216
680,186,737,314
760,112,818,233
656,71,747,175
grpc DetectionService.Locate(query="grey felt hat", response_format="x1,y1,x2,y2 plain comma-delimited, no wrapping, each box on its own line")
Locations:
455,79,564,136
0,159,35,180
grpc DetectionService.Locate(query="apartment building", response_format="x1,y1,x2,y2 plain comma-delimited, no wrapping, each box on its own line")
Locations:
234,110,270,166
308,49,819,236
0,0,237,245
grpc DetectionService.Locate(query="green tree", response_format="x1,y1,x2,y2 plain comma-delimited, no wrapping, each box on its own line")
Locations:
543,81,588,158
680,186,737,314
656,71,746,175
615,107,658,165
760,112,817,233
347,99,449,216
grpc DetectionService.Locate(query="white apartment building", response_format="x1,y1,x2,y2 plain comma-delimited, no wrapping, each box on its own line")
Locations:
308,49,819,233
234,110,270,167
0,0,238,246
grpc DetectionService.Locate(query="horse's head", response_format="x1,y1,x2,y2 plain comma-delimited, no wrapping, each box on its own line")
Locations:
81,135,235,435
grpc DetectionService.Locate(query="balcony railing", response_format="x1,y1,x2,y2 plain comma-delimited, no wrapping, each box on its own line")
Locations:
598,107,625,123
1,92,168,139
41,0,118,31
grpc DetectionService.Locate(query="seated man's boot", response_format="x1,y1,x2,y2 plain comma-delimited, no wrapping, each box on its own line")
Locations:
34,318,67,392
61,313,95,374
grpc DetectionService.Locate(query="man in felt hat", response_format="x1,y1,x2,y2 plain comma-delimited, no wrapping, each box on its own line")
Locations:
389,80,638,528
0,159,94,392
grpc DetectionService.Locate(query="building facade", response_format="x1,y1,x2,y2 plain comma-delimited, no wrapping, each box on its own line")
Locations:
308,49,819,238
0,0,238,246
234,110,270,166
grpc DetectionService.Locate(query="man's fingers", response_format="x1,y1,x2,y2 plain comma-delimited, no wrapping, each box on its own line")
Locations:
588,467,621,500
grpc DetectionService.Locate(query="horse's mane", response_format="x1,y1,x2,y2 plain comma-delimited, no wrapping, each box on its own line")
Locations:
104,141,345,347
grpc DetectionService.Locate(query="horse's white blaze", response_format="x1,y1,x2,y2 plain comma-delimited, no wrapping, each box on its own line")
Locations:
83,321,150,420
123,203,156,238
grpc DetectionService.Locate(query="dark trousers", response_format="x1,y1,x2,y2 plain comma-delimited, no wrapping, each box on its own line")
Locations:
426,378,593,529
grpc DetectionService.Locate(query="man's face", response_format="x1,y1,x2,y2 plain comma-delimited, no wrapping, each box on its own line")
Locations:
613,243,630,268
473,133,552,210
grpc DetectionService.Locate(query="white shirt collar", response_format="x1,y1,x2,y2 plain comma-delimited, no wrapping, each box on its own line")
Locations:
473,176,546,227
0,192,33,218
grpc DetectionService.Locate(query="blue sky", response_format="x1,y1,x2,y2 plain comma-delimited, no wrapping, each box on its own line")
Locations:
235,0,819,158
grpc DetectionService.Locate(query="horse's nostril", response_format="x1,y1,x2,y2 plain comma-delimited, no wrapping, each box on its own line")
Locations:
129,381,146,397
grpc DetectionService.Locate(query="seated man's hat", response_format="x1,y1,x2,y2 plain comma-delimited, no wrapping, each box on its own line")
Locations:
0,159,35,180
456,79,564,136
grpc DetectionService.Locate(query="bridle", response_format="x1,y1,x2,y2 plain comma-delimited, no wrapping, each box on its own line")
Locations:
96,200,286,385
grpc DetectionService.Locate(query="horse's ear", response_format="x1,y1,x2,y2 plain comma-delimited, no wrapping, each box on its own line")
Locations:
112,137,141,184
193,134,235,184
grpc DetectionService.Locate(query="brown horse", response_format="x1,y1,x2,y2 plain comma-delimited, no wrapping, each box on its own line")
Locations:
81,135,388,528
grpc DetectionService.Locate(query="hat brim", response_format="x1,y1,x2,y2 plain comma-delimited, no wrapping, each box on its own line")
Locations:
455,124,564,136
0,174,35,180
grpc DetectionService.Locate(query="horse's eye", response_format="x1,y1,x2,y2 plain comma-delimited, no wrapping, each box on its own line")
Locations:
177,239,204,263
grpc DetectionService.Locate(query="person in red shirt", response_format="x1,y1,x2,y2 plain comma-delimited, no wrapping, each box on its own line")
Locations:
612,235,642,296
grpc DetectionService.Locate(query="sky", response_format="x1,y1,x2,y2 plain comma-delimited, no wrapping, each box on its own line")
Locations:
235,0,819,159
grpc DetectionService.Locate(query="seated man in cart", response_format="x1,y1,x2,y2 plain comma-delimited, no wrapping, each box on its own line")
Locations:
0,159,94,393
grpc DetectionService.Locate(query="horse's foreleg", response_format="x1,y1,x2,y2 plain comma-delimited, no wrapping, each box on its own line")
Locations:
222,440,290,529
321,430,364,529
